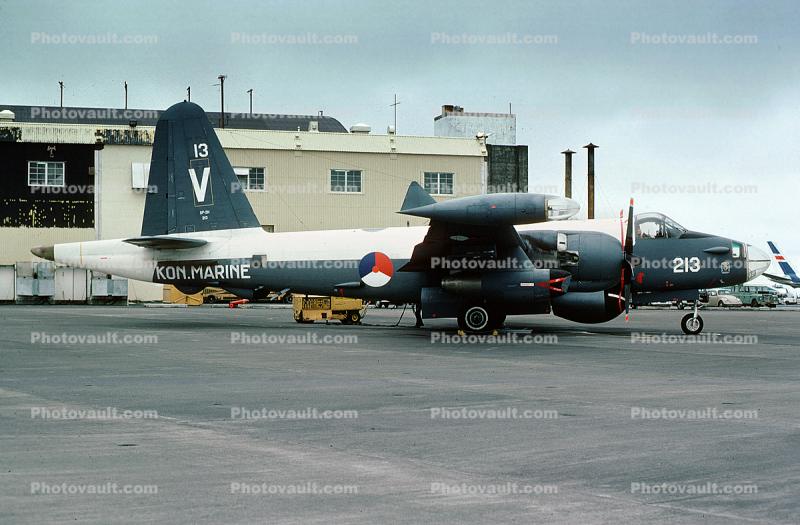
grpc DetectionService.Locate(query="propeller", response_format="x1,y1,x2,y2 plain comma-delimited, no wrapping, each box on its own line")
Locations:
618,198,635,321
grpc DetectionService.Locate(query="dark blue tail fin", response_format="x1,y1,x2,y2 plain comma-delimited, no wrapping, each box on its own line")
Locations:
141,101,260,235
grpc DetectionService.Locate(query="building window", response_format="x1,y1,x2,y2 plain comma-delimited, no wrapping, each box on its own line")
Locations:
28,161,65,187
131,162,151,189
423,172,454,195
330,169,362,193
233,167,266,191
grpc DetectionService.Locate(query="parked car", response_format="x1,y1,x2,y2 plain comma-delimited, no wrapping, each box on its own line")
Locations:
725,285,779,308
771,284,798,305
702,289,742,308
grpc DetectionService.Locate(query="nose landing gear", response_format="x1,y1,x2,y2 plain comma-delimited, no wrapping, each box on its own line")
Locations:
680,301,704,335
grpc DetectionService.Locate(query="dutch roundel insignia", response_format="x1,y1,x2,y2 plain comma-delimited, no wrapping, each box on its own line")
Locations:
359,252,394,287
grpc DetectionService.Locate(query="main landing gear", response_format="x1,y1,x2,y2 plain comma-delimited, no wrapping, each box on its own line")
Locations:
456,305,506,333
680,301,704,335
414,303,424,328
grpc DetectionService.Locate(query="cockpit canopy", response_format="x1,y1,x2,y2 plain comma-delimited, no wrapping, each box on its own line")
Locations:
635,212,687,239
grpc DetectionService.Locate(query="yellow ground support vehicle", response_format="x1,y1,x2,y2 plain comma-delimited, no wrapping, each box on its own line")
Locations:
293,295,365,324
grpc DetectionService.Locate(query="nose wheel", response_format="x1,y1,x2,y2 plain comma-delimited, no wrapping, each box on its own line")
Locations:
680,301,704,335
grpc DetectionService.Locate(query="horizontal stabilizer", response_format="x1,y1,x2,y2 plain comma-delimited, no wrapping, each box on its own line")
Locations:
400,182,436,212
123,236,208,249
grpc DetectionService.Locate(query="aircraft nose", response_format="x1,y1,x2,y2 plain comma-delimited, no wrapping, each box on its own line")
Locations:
746,244,770,280
31,245,55,261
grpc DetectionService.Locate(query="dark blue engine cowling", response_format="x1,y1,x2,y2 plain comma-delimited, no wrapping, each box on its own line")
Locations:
560,232,622,292
550,288,624,324
440,269,572,316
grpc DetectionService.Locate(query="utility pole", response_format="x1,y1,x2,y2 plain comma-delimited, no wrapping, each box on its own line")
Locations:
58,81,64,108
247,88,253,116
390,94,401,131
583,143,598,220
124,81,128,110
217,74,226,128
186,86,191,102
561,149,575,199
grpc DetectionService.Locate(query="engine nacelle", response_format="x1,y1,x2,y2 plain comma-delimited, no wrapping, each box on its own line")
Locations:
401,193,579,226
441,269,569,307
550,289,624,324
521,231,622,292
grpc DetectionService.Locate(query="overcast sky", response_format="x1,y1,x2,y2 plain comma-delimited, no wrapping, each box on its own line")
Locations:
1,0,798,270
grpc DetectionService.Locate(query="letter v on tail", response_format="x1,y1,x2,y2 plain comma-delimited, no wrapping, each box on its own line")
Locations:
188,167,211,204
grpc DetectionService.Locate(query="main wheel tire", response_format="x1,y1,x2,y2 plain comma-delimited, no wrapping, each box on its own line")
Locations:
458,306,490,332
681,313,704,335
750,299,759,308
347,311,361,324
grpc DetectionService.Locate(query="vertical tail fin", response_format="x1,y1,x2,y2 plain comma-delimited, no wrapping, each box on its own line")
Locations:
141,101,259,235
767,241,800,284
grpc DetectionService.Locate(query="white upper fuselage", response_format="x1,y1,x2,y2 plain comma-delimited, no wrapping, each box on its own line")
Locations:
53,218,624,282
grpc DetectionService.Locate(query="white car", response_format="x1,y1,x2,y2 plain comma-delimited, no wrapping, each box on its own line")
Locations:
704,290,742,307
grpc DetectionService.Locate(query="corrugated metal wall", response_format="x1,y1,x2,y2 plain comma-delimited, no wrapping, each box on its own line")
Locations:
1,228,95,263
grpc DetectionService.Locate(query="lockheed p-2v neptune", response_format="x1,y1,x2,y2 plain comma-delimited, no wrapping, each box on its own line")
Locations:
32,102,770,335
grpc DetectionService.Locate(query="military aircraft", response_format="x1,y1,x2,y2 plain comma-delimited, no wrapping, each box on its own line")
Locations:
31,102,770,335
763,241,800,288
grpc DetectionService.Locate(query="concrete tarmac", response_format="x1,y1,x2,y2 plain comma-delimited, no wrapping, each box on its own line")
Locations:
1,305,798,524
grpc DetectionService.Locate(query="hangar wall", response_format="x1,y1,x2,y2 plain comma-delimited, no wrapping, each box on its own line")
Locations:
1,120,486,301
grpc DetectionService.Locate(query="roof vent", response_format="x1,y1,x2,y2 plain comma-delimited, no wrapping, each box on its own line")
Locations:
0,109,15,122
349,123,371,134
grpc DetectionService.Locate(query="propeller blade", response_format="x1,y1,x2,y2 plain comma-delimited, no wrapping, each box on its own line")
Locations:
624,282,632,321
625,198,635,260
621,198,635,321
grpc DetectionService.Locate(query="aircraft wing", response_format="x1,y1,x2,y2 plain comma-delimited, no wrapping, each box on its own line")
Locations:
399,219,527,272
763,272,799,288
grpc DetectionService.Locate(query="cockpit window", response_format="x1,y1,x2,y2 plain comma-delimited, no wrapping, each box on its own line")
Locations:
635,213,687,240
